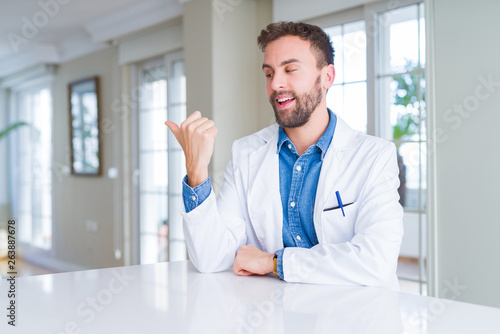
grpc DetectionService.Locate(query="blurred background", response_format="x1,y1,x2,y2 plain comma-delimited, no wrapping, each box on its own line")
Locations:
0,0,499,308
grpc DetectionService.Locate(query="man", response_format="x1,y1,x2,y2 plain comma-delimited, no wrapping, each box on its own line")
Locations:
165,22,403,290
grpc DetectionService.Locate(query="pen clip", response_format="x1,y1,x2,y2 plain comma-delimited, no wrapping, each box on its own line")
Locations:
335,191,345,217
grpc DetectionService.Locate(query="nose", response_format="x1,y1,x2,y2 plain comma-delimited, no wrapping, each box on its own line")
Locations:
270,71,286,92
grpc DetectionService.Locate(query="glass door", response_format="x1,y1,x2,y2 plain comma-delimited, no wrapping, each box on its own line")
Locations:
133,52,186,264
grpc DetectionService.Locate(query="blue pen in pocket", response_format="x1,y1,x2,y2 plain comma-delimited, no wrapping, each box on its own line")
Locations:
335,191,345,217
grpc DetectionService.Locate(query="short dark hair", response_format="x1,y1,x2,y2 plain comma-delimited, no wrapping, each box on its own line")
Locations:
257,21,334,68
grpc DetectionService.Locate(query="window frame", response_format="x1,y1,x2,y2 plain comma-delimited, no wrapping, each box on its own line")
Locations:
324,20,368,133
130,50,187,265
308,0,429,295
7,75,55,256
307,0,424,136
375,1,427,295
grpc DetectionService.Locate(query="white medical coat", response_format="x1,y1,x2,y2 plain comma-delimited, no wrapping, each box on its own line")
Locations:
180,116,404,290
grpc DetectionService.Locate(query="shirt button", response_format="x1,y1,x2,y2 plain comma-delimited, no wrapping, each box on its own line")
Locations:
296,165,302,171
296,235,302,241
190,196,196,201
288,144,292,149
290,202,296,208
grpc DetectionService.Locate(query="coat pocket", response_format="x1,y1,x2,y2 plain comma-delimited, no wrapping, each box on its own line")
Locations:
320,201,359,244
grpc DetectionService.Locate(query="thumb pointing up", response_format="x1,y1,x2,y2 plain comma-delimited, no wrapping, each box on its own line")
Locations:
164,111,217,187
165,120,181,142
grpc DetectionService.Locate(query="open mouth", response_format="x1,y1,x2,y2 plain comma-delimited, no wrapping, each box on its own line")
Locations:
276,96,295,110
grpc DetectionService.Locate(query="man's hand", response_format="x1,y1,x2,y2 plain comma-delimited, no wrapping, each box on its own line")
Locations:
233,245,274,276
165,111,217,187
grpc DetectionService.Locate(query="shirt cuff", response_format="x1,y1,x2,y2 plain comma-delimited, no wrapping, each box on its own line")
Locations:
182,175,212,213
275,248,285,280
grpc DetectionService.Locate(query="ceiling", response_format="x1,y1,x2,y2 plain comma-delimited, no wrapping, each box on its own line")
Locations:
0,0,185,78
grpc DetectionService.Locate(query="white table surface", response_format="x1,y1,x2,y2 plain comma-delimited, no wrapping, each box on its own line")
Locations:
1,260,500,333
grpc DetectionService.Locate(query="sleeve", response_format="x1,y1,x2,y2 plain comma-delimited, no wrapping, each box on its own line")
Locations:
179,141,249,274
182,175,212,213
275,248,285,280
281,143,404,290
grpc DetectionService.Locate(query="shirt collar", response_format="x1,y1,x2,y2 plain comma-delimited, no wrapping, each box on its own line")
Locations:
276,108,337,160
277,126,291,154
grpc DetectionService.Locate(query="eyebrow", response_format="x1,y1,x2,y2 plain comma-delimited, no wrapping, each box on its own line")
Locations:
262,58,301,70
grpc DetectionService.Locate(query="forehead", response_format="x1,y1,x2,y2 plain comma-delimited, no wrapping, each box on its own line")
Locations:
263,35,316,67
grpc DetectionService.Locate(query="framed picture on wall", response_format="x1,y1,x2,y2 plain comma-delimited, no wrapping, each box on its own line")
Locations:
68,76,101,176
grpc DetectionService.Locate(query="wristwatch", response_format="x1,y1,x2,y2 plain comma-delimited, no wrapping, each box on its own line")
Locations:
273,253,278,277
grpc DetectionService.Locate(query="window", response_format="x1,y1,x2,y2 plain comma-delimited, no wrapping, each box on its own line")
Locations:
316,0,426,295
133,52,187,264
377,2,427,294
324,21,367,133
10,87,53,250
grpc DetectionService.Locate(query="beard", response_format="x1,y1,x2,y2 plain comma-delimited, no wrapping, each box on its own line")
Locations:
270,75,323,128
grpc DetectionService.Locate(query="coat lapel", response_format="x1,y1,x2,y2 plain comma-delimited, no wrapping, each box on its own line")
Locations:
247,128,283,253
314,117,358,241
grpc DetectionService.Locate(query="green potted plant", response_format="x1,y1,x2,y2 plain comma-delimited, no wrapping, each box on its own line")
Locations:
393,112,419,206
392,61,423,206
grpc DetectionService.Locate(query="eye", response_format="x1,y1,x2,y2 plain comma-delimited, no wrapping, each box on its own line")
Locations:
265,73,274,79
286,69,297,73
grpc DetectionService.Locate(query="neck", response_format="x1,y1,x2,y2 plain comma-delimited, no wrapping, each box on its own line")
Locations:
284,103,329,155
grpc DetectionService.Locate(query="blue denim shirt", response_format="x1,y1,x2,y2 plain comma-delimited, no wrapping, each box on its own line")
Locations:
274,109,336,278
182,109,337,280
182,175,212,213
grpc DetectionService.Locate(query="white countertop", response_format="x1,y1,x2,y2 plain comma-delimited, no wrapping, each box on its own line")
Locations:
1,260,500,333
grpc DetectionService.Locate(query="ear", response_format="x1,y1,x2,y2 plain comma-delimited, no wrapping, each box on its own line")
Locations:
322,64,335,89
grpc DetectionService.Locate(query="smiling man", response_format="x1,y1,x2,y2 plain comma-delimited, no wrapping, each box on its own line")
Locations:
166,22,404,290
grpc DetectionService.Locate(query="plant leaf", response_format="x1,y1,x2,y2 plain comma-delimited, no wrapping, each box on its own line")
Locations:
0,122,29,140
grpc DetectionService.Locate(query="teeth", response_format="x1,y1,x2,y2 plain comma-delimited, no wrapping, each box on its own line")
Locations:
278,97,294,103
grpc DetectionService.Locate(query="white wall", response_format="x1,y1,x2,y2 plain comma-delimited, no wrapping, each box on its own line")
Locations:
118,21,183,65
183,0,273,192
51,47,123,270
430,0,500,308
212,0,273,181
